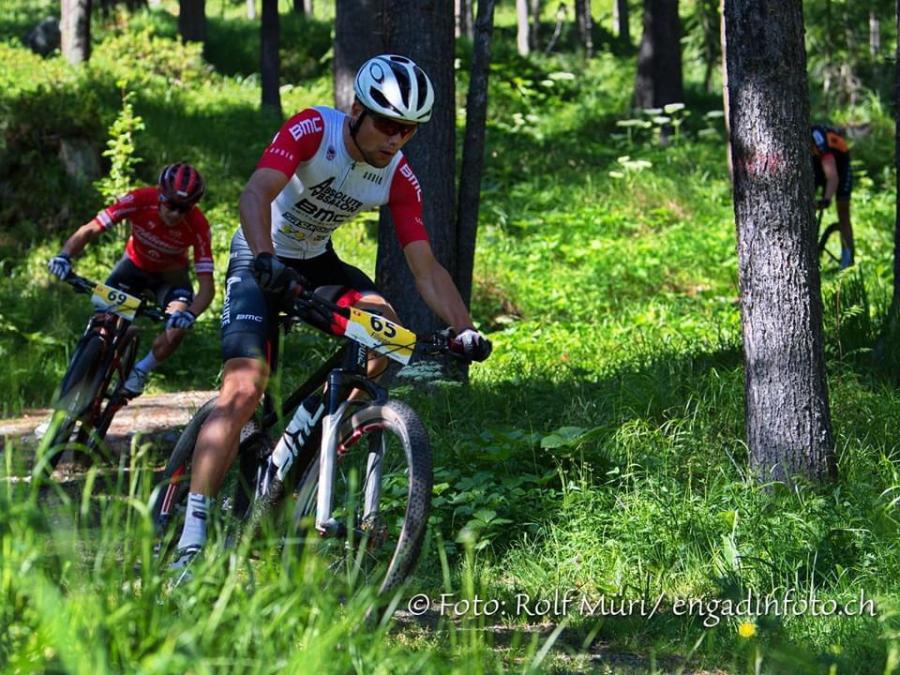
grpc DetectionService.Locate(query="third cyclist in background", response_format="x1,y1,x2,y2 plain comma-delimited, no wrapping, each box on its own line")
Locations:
811,124,855,269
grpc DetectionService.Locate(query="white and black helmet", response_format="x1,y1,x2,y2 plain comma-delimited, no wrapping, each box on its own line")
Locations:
354,54,434,124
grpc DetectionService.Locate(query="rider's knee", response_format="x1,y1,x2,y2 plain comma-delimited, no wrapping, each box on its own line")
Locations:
218,362,266,420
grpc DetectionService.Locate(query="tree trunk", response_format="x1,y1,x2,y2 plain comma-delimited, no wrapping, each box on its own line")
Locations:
456,0,496,308
334,0,380,112
260,0,281,116
870,11,880,56
376,1,455,337
574,0,593,57
516,0,530,56
530,0,541,51
61,0,92,65
894,1,900,312
247,0,256,20
614,0,630,45
294,0,312,15
634,0,683,109
698,0,719,93
178,0,206,45
455,0,473,39
720,0,732,179
724,0,835,483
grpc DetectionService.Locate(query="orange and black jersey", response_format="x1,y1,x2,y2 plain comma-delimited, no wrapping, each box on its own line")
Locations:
811,125,849,160
811,125,852,199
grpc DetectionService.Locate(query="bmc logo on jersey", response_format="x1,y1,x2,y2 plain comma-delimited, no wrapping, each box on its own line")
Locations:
400,164,422,202
288,116,323,141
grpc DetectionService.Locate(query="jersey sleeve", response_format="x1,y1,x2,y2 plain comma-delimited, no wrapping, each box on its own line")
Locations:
256,108,325,177
189,210,215,275
811,127,830,157
387,158,429,248
94,188,147,231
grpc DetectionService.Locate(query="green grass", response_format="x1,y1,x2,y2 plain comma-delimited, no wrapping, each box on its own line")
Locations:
2,1,900,672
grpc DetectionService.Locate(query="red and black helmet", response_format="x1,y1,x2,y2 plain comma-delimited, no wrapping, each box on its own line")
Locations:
158,163,205,209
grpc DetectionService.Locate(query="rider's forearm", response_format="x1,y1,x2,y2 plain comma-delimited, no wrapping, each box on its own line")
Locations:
61,221,104,258
416,264,474,332
187,274,215,317
238,187,275,256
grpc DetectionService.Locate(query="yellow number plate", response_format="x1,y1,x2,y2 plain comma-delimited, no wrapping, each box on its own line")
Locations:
344,307,416,365
91,283,141,321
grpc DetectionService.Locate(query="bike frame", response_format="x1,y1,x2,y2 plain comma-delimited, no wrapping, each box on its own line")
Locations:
256,333,389,538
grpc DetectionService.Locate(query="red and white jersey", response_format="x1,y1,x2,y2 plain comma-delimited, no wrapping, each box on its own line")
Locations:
256,105,428,260
94,187,214,274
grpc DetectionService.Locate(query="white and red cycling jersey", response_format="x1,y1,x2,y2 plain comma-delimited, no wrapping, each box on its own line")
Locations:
93,187,214,275
256,105,428,260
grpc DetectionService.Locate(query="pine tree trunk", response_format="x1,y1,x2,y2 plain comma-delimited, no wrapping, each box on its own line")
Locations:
725,0,835,483
333,0,380,112
516,0,530,56
178,0,206,44
61,0,92,65
260,0,281,116
529,0,541,51
294,0,312,15
247,0,256,20
575,0,593,57
634,0,683,109
455,0,473,39
375,1,455,337
456,0,496,308
614,0,630,45
894,1,900,312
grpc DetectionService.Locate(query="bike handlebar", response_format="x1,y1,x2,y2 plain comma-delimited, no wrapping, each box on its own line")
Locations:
64,273,168,323
288,283,473,362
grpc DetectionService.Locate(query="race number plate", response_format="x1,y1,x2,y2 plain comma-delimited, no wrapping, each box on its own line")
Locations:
91,282,141,321
344,307,416,365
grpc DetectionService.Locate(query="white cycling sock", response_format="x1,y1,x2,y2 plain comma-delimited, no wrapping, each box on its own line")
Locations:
177,492,214,551
135,350,160,374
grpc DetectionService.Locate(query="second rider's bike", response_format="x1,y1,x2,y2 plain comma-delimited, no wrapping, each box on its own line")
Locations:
40,274,165,471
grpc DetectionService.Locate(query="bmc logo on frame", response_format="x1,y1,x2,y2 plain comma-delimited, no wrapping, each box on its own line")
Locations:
288,116,323,141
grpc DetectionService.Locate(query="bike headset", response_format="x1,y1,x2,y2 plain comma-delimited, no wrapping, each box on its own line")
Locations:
348,54,435,162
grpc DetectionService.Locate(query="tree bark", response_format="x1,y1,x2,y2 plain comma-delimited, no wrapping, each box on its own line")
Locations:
724,0,835,483
894,1,900,312
456,0,496,307
294,0,312,15
614,0,630,45
61,0,92,65
247,0,256,20
333,0,380,112
178,0,206,45
375,1,456,337
574,0,593,57
260,0,281,116
455,0,474,39
870,11,880,56
516,0,530,56
530,0,541,51
634,0,683,109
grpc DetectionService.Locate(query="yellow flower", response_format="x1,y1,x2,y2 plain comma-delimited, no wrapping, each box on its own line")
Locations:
737,621,757,638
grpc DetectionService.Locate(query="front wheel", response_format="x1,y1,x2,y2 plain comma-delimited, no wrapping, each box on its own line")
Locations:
41,333,107,471
290,399,433,601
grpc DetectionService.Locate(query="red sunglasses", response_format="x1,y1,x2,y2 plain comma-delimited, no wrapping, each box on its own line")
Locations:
159,195,192,213
370,114,417,139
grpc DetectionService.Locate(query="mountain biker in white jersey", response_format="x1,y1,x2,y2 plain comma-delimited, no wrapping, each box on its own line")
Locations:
170,55,492,570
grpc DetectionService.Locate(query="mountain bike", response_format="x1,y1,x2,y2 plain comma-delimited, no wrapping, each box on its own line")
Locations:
817,207,842,265
39,273,166,471
149,285,472,600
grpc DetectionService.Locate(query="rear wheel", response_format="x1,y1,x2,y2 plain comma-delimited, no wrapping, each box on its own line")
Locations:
42,334,107,471
818,221,842,266
290,400,432,602
149,397,267,558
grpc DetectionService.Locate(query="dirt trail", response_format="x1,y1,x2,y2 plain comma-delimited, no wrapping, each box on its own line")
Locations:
0,390,218,455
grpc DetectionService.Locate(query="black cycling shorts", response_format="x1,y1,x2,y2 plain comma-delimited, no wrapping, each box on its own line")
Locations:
220,228,380,366
812,154,853,201
105,256,194,308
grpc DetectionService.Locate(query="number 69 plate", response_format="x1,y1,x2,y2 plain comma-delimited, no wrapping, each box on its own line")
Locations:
344,307,416,364
91,282,142,321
